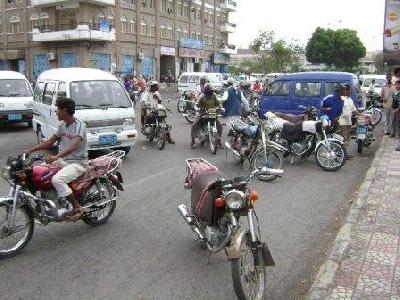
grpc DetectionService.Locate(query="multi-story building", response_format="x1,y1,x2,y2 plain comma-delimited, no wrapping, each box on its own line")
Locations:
0,0,237,81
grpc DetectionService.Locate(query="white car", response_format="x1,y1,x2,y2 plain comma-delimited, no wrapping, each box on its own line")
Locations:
0,71,33,126
32,68,137,154
360,75,387,95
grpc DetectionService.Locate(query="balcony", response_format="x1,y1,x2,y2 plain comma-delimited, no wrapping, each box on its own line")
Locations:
220,0,237,12
31,0,115,7
219,44,236,54
220,22,236,33
32,23,116,42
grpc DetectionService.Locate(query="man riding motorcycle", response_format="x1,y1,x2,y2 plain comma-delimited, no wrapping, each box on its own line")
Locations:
140,81,175,144
191,83,224,149
28,97,87,221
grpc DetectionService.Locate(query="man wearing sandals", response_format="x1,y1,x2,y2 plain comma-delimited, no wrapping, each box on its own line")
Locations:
29,97,87,221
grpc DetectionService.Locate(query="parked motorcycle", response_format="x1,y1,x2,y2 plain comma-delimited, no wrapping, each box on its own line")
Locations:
265,112,347,171
0,151,125,259
195,108,223,155
142,103,171,150
177,91,197,123
365,91,383,126
225,116,284,182
178,158,283,300
354,111,375,154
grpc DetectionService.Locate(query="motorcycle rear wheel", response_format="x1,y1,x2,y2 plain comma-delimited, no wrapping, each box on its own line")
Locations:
251,148,284,182
0,204,34,259
231,233,266,300
209,131,218,155
82,182,116,226
315,141,347,171
357,140,363,154
157,127,166,150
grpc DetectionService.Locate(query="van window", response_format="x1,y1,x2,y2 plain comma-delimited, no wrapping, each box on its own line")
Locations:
362,78,385,88
70,80,131,109
324,82,346,96
189,75,199,83
179,75,189,83
57,82,67,97
42,82,56,105
33,82,45,102
0,79,32,97
295,82,321,97
205,75,221,84
267,81,290,96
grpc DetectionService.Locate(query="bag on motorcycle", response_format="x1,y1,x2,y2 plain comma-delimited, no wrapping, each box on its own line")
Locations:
281,122,305,141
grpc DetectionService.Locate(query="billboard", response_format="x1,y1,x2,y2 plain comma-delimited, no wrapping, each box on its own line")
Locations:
384,0,400,64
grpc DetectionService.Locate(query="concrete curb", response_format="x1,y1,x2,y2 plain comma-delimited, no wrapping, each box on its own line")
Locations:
307,139,385,299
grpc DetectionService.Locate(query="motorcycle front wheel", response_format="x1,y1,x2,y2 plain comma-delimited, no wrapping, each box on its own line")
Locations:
82,181,116,226
231,233,266,300
209,130,218,155
357,140,364,154
177,99,185,113
0,204,34,259
315,141,347,171
251,148,284,182
157,127,166,150
184,110,196,124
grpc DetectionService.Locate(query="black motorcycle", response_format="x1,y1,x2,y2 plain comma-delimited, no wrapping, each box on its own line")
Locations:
195,108,223,155
365,91,383,126
142,103,171,150
177,91,196,123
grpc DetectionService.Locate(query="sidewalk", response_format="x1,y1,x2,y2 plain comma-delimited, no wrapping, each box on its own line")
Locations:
309,136,400,299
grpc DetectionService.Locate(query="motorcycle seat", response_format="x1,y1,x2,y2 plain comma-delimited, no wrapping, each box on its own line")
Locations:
275,112,307,123
232,124,248,133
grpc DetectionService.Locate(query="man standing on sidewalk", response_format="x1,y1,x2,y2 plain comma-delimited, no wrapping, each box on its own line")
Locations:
391,79,400,139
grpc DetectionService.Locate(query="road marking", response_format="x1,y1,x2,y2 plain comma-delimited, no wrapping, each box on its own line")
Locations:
124,167,177,190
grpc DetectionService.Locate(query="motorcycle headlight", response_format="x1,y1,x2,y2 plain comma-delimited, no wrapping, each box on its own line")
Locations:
320,116,330,128
1,166,11,181
225,190,245,210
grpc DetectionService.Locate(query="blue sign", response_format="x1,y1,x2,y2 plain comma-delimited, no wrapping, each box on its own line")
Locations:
99,19,110,32
179,38,204,50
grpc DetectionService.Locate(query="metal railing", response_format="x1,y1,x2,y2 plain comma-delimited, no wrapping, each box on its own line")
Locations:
33,22,114,33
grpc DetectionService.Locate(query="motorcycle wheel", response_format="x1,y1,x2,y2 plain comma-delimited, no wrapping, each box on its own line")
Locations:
82,181,116,226
251,148,284,182
177,99,185,113
157,127,166,150
209,131,218,155
0,204,34,259
357,140,363,154
231,233,266,300
184,111,196,124
315,141,347,172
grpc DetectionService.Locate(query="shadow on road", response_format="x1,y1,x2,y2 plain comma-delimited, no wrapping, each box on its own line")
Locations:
0,123,31,133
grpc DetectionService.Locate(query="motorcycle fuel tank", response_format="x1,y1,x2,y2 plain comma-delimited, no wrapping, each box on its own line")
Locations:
32,164,61,190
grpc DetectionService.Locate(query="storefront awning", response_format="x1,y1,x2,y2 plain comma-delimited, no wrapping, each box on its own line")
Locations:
0,50,25,60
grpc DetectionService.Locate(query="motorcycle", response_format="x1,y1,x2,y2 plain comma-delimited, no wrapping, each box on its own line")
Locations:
354,111,375,154
365,91,383,126
142,103,172,150
177,91,197,123
195,108,223,155
178,158,283,300
0,151,125,259
225,115,284,182
264,111,347,171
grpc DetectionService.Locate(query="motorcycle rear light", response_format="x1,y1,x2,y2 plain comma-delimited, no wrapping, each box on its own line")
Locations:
215,197,225,208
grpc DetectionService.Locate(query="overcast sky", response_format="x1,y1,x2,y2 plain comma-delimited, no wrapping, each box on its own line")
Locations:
230,0,385,52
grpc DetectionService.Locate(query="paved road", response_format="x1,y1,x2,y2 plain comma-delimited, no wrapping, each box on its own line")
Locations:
0,99,381,300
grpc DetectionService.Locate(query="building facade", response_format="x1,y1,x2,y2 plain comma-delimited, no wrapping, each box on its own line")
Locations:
0,0,237,81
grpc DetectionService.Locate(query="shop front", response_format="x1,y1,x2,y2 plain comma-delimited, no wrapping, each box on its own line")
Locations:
209,53,230,73
0,50,26,75
178,38,205,74
160,46,176,82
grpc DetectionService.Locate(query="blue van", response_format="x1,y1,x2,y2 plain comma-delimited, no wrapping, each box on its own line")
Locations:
259,72,363,118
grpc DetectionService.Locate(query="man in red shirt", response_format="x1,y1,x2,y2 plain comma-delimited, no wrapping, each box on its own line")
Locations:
252,80,263,93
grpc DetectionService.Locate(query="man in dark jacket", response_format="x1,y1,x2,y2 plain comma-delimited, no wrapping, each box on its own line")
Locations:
220,79,249,117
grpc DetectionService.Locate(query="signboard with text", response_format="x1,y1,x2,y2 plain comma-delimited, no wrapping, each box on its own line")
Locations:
160,46,176,56
212,53,230,64
179,38,204,49
384,0,400,65
179,47,205,58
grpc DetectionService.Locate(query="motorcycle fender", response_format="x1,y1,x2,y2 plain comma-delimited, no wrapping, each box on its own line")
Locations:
225,228,247,259
260,242,275,267
316,138,343,149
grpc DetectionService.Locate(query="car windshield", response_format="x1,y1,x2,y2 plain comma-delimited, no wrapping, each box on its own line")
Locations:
70,80,132,109
206,75,221,84
0,79,32,97
362,78,386,87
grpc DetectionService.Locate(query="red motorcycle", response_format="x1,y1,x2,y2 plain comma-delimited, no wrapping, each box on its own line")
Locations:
0,151,125,259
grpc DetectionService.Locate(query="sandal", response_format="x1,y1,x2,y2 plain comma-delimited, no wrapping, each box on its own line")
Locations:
66,210,82,222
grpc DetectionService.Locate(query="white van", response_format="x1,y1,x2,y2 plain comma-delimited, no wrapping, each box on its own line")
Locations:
32,68,137,154
360,74,387,95
0,71,33,126
177,72,223,92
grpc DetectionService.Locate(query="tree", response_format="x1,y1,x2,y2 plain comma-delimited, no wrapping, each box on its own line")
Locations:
306,27,366,70
373,52,385,74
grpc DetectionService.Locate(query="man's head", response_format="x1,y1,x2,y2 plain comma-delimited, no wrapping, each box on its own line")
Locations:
149,81,159,93
56,97,75,121
227,78,234,87
395,80,400,91
203,83,214,97
344,83,351,96
394,67,400,77
371,79,376,84
199,77,208,86
334,83,346,96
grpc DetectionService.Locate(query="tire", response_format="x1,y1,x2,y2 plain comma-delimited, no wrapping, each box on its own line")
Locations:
82,181,116,226
357,140,363,154
315,141,347,171
231,233,266,300
177,99,185,113
157,127,166,150
251,147,284,182
209,130,218,155
0,204,34,259
184,111,196,124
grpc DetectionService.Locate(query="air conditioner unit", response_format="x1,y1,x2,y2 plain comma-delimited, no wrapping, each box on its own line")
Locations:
47,53,56,61
138,52,145,60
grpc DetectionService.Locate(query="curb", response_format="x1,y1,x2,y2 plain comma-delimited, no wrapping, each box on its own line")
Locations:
308,138,386,299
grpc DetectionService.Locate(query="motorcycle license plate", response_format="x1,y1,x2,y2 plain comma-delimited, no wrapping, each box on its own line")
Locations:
356,127,367,134
99,134,117,146
8,113,22,121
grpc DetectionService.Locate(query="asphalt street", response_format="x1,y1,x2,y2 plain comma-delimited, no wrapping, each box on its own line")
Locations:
0,96,382,300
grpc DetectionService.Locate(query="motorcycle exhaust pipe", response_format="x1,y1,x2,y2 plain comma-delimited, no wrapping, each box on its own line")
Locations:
224,142,241,157
177,204,204,240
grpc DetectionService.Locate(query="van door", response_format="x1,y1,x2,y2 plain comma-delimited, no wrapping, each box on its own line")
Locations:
294,81,322,112
259,80,292,116
178,74,189,91
39,81,58,138
189,74,200,91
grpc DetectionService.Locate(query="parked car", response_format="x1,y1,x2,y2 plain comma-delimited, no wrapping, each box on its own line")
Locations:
259,71,363,116
177,72,223,92
360,74,386,95
0,71,33,127
32,68,137,154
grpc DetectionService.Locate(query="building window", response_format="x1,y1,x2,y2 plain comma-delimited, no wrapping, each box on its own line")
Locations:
197,33,201,41
9,16,20,33
130,19,136,34
160,25,166,39
120,16,128,33
167,0,174,14
176,28,181,41
183,30,188,39
123,0,135,4
167,25,173,39
183,2,189,17
148,0,153,8
176,2,182,16
31,14,39,30
108,14,114,27
209,11,214,25
141,19,147,35
150,23,155,37
161,0,167,11
196,8,201,20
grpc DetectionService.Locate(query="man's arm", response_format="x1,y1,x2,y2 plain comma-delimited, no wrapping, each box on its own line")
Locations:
29,135,59,154
55,136,82,160
240,91,250,111
219,90,229,102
